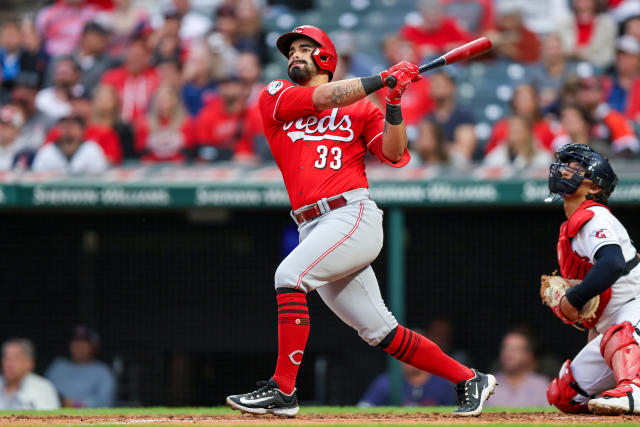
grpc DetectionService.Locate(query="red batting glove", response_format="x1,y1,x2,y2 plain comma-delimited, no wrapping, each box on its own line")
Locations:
380,61,422,86
552,296,578,325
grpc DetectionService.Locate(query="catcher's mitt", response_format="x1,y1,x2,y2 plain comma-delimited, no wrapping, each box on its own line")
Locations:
540,272,599,329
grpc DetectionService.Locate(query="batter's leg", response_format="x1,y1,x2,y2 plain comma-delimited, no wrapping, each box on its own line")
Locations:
317,267,496,416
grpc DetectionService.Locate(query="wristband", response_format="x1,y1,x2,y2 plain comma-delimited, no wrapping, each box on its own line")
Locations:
385,104,403,125
361,75,384,95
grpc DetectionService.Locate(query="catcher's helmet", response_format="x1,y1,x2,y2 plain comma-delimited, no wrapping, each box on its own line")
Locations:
276,25,337,80
546,143,618,202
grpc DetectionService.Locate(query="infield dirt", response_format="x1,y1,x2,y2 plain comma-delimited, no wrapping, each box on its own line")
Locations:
0,412,638,425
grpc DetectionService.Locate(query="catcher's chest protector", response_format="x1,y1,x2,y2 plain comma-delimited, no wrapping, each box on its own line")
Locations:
557,200,612,329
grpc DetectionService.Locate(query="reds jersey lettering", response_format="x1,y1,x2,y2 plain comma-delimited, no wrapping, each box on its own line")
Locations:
283,108,354,143
259,79,410,210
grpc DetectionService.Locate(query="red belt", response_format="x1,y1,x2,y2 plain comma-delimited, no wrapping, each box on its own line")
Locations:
294,196,347,224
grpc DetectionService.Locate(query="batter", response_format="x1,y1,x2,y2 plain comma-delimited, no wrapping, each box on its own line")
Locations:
225,25,496,417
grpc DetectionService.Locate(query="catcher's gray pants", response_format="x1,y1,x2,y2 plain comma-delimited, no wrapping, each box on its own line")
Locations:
566,298,640,403
274,188,398,346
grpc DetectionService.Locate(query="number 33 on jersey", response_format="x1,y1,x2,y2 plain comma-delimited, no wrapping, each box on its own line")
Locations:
259,79,410,210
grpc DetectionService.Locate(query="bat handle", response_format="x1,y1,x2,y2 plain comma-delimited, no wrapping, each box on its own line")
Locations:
384,76,397,89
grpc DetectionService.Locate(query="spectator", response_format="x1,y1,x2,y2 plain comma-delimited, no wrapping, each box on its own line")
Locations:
604,35,640,115
441,0,495,36
156,58,183,88
575,75,640,156
11,71,55,151
486,328,550,407
97,0,150,58
426,70,476,166
134,83,194,163
557,0,617,68
234,0,269,64
551,104,592,150
101,36,160,123
483,115,553,169
237,51,263,109
412,119,450,166
485,84,555,154
19,16,49,86
45,326,116,408
32,114,108,174
181,41,220,116
0,21,38,91
0,338,59,410
151,10,183,66
0,105,33,171
165,0,213,47
35,56,81,121
358,327,457,407
44,87,123,165
622,12,640,39
194,75,261,163
91,83,135,160
331,30,378,82
36,0,99,57
528,33,579,110
45,21,116,94
486,5,541,63
400,0,471,60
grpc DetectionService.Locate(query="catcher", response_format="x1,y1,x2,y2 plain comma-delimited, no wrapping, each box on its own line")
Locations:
542,143,640,415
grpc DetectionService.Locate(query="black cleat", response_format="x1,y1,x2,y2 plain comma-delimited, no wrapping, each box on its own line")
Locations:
226,379,299,417
453,369,497,416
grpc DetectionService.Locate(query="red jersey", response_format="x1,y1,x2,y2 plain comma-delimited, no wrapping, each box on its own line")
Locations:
194,97,262,156
134,116,195,163
259,79,410,210
101,67,161,123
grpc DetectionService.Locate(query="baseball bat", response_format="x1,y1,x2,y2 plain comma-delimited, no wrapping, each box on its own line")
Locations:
385,37,493,88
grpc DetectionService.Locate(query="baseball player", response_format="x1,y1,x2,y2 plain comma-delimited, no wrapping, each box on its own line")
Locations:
544,143,640,414
225,25,496,417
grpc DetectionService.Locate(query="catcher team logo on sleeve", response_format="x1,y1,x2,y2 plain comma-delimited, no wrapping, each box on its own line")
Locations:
591,229,609,239
267,80,284,95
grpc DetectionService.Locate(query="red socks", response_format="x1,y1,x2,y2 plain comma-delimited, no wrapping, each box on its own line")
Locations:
272,291,310,394
381,325,474,384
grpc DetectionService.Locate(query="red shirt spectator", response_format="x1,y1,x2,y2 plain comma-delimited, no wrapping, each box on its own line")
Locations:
194,78,262,162
485,84,553,154
195,97,262,159
101,37,160,123
400,0,471,59
485,118,554,154
134,117,194,163
625,77,640,121
133,84,194,163
36,0,98,57
486,8,540,63
44,124,122,165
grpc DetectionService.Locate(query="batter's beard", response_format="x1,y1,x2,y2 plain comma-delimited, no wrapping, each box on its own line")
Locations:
288,62,313,84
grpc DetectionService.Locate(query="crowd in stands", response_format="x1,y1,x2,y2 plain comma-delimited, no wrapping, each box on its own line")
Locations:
0,326,115,409
0,0,639,175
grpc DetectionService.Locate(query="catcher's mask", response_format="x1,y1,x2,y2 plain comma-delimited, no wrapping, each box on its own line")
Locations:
545,143,618,203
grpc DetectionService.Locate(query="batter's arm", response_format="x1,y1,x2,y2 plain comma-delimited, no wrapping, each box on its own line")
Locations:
312,78,371,110
381,107,408,163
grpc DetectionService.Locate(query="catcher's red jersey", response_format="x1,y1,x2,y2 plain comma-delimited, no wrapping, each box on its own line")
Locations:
259,79,410,210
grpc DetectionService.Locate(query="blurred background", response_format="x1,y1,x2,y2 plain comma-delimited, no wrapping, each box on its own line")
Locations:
0,0,640,409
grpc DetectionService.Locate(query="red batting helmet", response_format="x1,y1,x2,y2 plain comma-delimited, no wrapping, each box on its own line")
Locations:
276,25,337,80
